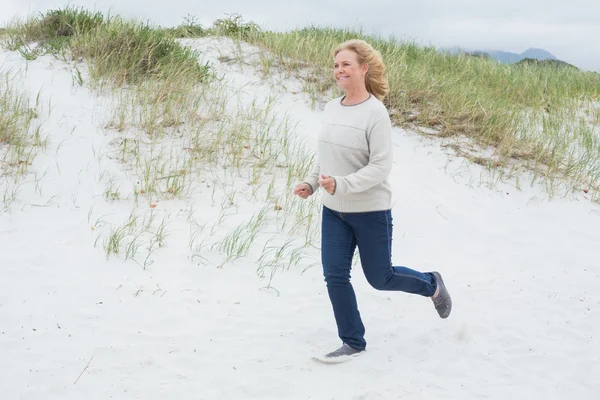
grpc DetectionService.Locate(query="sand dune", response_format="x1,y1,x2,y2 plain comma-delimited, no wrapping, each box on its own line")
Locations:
1,37,598,399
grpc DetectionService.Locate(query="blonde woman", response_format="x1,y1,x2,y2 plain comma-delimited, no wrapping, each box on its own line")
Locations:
294,39,452,363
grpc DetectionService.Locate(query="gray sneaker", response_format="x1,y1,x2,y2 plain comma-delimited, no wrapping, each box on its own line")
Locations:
313,343,363,364
431,272,452,318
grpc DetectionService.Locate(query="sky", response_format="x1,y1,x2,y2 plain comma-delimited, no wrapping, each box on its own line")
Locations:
2,0,598,71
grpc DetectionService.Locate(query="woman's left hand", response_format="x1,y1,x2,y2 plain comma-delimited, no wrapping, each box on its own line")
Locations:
318,174,336,195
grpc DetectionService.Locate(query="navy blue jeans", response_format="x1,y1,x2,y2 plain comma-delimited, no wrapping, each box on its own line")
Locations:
321,205,437,351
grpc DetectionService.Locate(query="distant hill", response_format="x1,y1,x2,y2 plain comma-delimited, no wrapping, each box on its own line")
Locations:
516,58,579,70
487,48,557,64
484,50,523,64
443,47,561,65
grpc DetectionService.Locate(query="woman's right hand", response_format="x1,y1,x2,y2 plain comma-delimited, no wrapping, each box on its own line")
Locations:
293,183,313,199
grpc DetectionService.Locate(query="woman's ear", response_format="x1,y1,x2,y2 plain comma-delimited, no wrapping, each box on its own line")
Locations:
361,63,369,75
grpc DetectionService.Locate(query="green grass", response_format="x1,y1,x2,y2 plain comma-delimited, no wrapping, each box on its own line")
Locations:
1,72,35,145
0,70,46,212
211,13,260,39
221,24,600,199
2,6,104,56
70,18,211,85
162,15,206,38
2,7,213,86
160,13,259,40
0,70,44,177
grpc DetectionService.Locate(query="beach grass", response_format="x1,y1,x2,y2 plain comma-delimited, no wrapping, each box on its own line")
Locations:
0,71,45,180
4,7,598,274
213,19,600,200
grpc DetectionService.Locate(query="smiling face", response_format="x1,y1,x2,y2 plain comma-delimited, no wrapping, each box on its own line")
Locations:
334,49,368,92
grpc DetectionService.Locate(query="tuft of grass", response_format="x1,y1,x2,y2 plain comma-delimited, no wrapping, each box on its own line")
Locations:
162,14,206,38
216,206,268,265
3,7,213,87
70,18,212,85
0,70,45,181
0,71,36,145
2,6,104,55
95,208,169,264
211,13,260,40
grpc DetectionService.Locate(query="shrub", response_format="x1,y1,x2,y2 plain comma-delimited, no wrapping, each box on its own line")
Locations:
212,13,260,39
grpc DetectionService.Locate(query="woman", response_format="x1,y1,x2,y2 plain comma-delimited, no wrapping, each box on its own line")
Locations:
293,39,452,363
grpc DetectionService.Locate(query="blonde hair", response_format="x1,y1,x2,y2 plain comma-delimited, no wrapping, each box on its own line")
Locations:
333,39,388,101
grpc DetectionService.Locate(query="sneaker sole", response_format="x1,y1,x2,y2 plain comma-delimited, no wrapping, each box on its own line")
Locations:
433,271,452,319
312,354,360,364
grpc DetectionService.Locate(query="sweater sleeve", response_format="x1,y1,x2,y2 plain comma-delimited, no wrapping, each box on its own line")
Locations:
333,115,393,196
302,154,320,194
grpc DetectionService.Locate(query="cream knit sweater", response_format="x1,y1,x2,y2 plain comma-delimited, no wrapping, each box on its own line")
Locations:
302,94,393,213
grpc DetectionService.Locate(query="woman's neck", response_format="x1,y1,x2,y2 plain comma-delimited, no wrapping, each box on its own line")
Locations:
342,87,371,105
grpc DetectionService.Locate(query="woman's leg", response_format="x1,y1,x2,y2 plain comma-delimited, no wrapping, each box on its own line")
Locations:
321,206,366,350
348,210,437,297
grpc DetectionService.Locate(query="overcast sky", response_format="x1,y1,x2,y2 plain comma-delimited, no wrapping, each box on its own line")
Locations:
2,0,598,71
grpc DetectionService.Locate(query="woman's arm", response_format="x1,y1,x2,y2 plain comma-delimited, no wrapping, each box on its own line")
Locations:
301,155,320,195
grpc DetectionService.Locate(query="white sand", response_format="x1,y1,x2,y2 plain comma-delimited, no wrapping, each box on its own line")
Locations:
1,37,599,399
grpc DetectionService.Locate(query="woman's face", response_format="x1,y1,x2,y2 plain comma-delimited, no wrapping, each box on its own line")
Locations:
334,49,367,91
